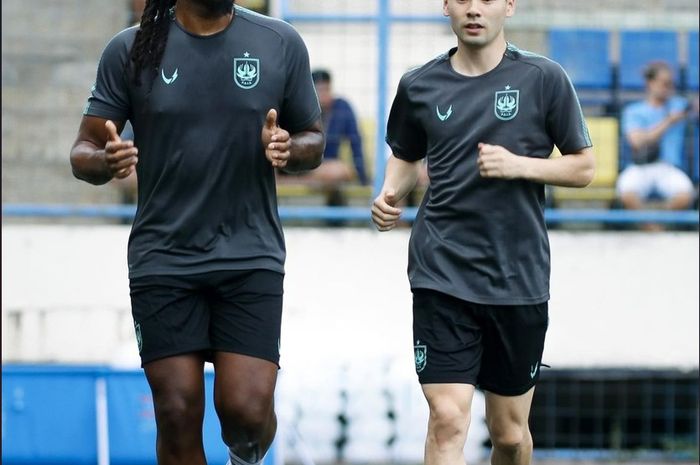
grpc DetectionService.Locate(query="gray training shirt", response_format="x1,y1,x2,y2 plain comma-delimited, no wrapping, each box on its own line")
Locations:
386,44,592,305
84,6,321,279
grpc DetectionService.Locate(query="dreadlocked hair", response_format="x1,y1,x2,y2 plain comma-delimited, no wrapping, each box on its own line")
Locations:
129,0,177,87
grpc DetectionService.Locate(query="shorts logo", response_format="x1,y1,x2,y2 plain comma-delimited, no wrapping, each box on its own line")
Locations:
414,340,427,373
234,52,260,89
530,362,539,379
134,323,143,354
494,85,519,121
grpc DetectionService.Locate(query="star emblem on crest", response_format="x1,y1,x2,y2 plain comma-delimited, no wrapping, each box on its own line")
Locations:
244,52,250,58
505,85,511,90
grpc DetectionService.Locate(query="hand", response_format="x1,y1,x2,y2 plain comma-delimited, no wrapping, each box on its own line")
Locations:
667,110,688,125
261,109,291,169
477,143,522,179
371,189,402,232
104,120,138,179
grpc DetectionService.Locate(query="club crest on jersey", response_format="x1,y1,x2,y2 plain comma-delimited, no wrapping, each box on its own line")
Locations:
494,86,519,121
234,52,260,89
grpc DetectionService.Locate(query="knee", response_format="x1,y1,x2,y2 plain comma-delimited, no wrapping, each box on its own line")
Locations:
155,393,204,436
488,421,531,452
427,397,470,446
216,390,274,436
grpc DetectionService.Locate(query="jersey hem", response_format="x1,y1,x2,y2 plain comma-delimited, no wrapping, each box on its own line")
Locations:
409,282,549,306
128,259,285,280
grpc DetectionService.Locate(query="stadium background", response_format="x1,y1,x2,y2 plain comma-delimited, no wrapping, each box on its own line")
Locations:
2,0,698,464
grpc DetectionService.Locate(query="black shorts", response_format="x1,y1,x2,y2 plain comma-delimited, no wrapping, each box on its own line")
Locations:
129,269,283,367
412,288,548,396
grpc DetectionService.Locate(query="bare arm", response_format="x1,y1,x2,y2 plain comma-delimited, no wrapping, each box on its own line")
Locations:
70,116,138,185
262,110,324,172
371,154,423,231
478,144,595,188
626,110,687,152
285,118,325,172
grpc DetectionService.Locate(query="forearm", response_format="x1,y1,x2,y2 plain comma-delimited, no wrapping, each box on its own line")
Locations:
628,118,674,151
283,130,325,172
518,150,595,188
70,141,112,185
382,154,422,200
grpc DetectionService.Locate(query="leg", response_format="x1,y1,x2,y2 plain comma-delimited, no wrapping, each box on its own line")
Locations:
617,165,650,210
130,274,213,465
214,352,278,463
308,159,354,186
485,387,536,465
664,191,693,210
412,289,484,465
619,191,645,209
208,270,285,463
143,354,207,465
422,383,475,465
476,302,548,465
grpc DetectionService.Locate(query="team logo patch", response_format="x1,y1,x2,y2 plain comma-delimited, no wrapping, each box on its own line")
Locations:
234,52,260,89
494,85,519,121
414,341,427,373
134,323,143,353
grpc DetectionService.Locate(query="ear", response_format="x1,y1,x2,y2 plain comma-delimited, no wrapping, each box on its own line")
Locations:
506,0,517,17
442,0,450,17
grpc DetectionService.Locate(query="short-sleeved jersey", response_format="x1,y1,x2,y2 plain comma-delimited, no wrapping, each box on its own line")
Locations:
622,96,688,169
84,6,321,278
386,44,592,305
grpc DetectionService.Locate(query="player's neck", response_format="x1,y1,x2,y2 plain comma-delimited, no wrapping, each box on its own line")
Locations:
450,37,507,77
175,0,234,36
647,95,668,108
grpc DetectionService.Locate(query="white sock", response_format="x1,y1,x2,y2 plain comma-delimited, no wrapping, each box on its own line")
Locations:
228,448,263,465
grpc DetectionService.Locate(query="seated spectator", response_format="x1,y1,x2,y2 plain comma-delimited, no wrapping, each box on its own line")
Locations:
617,61,696,225
277,69,368,206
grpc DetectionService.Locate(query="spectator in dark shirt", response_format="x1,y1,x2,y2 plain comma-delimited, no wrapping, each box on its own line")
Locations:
277,69,368,207
313,69,368,186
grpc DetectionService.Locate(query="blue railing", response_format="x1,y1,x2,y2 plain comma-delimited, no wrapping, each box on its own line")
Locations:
2,203,698,225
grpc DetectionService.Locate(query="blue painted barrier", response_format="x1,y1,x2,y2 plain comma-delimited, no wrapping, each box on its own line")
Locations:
2,365,280,465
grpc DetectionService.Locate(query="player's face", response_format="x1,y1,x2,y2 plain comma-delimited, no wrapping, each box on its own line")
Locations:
443,0,515,49
314,81,333,111
648,69,675,101
189,0,234,16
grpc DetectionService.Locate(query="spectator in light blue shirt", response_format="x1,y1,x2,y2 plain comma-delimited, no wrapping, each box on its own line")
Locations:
617,61,695,216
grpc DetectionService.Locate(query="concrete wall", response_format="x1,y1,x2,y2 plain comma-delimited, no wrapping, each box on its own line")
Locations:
1,0,129,205
2,226,698,461
2,0,699,205
3,226,698,367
